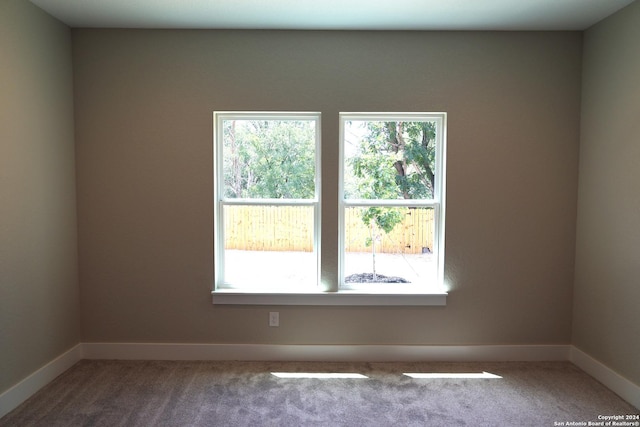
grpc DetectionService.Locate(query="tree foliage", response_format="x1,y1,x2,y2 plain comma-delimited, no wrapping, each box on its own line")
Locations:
223,120,315,199
348,121,436,200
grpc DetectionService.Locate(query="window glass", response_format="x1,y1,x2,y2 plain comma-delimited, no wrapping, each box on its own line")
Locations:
340,114,446,291
214,113,320,291
222,119,316,200
343,120,437,200
343,206,436,287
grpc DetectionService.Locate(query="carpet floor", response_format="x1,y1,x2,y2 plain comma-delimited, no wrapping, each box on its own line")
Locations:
1,360,637,426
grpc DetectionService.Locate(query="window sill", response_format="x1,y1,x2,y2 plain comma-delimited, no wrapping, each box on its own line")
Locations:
211,289,447,306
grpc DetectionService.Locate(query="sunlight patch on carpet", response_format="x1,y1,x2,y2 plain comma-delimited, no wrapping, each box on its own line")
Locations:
271,372,369,379
404,371,502,379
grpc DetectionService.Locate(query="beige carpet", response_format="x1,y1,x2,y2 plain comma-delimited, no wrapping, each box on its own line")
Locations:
1,360,637,426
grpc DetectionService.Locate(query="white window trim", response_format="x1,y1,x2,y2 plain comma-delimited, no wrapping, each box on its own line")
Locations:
211,111,447,306
213,111,322,293
338,112,447,292
211,289,446,306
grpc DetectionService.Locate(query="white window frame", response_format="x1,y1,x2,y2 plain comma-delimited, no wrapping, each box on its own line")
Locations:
339,112,447,292
212,111,322,293
212,111,447,306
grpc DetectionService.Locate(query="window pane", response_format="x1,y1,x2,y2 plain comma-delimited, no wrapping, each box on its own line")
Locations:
222,205,316,288
222,119,316,199
343,120,437,200
343,206,436,287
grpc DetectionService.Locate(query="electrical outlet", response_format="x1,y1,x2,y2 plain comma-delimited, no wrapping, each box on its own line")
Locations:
269,312,279,327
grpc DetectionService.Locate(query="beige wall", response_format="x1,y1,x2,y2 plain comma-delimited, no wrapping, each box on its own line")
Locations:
574,1,640,386
72,29,582,345
2,0,637,405
0,1,79,393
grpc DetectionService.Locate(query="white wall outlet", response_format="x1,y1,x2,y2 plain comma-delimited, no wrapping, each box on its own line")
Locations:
269,311,279,327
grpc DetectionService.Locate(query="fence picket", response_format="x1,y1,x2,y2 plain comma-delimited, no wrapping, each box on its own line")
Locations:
224,205,433,254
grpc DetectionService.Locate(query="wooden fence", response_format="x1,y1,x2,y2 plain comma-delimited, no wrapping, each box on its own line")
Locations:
224,205,434,254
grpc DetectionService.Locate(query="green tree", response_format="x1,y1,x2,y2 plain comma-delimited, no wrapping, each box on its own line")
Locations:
223,120,315,199
347,120,436,280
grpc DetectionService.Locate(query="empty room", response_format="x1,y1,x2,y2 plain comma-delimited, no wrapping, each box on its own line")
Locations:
1,0,639,425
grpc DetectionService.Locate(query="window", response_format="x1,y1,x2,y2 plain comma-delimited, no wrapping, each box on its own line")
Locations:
213,112,321,292
339,113,446,292
213,111,447,305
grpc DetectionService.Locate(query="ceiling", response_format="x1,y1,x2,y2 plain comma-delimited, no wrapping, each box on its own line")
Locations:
30,0,635,31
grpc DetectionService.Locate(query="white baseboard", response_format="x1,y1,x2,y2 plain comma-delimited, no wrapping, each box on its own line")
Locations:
0,344,82,419
570,346,640,410
81,342,571,362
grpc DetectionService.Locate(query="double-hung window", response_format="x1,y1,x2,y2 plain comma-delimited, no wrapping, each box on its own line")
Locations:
339,113,446,292
213,112,321,292
213,111,446,305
